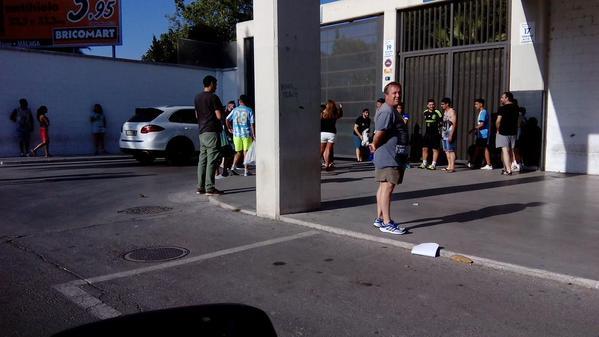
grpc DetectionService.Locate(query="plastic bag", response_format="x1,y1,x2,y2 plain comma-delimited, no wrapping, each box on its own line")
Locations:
243,142,256,165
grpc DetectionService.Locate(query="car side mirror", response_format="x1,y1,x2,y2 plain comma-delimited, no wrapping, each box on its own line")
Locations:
52,303,278,337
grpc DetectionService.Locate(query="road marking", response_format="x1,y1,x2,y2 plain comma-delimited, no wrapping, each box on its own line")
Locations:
210,199,599,290
280,216,599,289
54,230,319,319
54,283,122,319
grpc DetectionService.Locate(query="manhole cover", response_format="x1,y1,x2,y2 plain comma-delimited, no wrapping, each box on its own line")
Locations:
117,206,173,215
123,246,189,262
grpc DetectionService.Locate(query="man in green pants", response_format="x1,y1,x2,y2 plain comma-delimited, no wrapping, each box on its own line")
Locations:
195,75,224,195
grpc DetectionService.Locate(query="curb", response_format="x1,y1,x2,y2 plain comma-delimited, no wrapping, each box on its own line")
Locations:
209,197,599,290
0,155,131,166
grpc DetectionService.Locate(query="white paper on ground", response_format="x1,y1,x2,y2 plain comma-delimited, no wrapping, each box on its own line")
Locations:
411,243,440,257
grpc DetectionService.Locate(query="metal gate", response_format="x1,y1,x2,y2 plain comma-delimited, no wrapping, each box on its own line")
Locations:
399,0,509,160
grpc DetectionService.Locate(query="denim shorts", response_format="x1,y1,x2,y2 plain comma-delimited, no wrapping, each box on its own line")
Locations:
442,139,457,152
353,134,365,148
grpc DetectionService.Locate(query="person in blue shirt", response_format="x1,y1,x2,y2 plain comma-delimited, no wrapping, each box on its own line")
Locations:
396,102,409,123
468,98,492,169
226,95,255,176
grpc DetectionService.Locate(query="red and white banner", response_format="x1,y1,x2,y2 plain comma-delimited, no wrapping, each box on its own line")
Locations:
0,0,122,48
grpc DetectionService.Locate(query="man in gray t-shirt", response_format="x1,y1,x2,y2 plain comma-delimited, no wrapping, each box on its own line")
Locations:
369,82,408,235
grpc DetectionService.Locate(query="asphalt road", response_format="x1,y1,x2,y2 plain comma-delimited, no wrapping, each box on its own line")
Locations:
1,158,598,337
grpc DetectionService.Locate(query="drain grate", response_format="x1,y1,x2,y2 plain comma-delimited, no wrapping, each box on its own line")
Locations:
123,246,189,262
117,206,173,215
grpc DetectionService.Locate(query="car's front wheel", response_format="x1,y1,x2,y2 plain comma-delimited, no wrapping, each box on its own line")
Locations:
167,137,194,165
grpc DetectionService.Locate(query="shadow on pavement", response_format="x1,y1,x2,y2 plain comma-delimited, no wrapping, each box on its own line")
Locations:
404,202,544,230
0,172,154,185
321,177,371,183
320,175,554,211
223,187,256,195
24,162,150,171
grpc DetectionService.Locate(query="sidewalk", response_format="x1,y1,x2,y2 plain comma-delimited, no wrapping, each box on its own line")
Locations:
211,160,599,287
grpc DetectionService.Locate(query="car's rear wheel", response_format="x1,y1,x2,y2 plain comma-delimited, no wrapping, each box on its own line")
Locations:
167,137,194,165
134,152,155,165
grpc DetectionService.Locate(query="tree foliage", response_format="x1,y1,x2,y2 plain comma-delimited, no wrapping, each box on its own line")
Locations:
142,30,183,63
142,0,252,63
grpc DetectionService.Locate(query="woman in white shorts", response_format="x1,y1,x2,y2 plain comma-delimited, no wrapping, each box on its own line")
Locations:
320,100,343,171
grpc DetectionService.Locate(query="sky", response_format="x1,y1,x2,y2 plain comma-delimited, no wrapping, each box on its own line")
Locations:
86,1,176,59
87,1,337,60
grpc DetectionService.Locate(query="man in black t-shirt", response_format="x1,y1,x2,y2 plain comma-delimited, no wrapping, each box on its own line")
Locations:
195,75,224,195
495,91,519,175
353,108,371,161
419,98,443,170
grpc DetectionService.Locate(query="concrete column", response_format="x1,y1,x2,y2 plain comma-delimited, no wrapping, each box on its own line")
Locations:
254,0,321,218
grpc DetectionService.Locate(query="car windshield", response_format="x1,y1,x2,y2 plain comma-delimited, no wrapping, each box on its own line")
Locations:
128,108,164,122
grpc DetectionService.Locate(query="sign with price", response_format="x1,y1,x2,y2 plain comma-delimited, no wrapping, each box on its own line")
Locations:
0,0,121,48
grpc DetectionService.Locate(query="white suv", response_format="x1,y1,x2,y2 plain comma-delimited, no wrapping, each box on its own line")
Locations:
119,106,199,164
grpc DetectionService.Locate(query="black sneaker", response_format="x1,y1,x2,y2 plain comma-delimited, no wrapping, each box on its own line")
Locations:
196,188,206,195
205,189,224,196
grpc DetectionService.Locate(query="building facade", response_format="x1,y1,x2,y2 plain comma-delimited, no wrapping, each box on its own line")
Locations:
0,48,238,156
237,0,599,174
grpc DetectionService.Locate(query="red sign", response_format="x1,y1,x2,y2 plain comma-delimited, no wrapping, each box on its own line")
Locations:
0,0,122,48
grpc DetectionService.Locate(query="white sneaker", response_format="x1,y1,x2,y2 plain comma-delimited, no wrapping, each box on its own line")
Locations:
373,217,384,228
512,163,521,172
215,174,226,180
379,221,407,235
466,162,473,168
480,165,493,170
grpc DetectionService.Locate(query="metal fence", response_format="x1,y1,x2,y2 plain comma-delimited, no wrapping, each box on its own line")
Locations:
401,0,508,52
400,0,509,161
452,48,505,155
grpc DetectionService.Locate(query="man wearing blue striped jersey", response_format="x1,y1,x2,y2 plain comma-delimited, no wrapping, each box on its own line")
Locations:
226,95,256,176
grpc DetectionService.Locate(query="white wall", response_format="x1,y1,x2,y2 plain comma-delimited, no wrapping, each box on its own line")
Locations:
0,48,238,157
509,0,548,91
218,67,240,106
545,0,599,174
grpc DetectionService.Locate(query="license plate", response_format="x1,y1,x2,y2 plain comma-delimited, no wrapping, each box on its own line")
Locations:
126,130,137,136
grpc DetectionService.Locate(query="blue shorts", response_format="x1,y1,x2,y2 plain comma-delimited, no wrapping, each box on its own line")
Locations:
353,134,364,149
442,139,456,152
